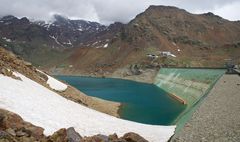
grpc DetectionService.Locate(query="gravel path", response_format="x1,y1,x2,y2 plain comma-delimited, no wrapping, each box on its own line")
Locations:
172,75,240,142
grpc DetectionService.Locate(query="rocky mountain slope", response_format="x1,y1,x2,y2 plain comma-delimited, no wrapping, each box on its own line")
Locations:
0,5,240,78
0,14,118,48
0,14,122,67
46,5,240,79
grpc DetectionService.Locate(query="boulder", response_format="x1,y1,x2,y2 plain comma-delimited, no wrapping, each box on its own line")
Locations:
108,133,119,141
121,132,148,142
0,109,45,141
83,134,109,142
67,127,82,142
1,68,12,76
6,128,16,136
0,130,18,142
47,128,68,142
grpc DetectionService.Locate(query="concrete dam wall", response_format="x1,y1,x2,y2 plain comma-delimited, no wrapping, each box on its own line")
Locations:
154,68,225,130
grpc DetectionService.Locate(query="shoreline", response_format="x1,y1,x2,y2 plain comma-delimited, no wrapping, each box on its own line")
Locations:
48,68,158,84
51,72,156,119
168,93,187,105
59,85,121,117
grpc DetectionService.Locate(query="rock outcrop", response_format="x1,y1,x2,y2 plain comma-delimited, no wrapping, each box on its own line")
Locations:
0,109,149,142
0,109,46,141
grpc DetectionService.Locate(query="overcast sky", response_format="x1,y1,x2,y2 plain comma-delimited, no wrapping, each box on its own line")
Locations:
0,0,239,25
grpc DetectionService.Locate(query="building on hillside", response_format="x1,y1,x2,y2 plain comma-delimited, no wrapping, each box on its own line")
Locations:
159,51,176,58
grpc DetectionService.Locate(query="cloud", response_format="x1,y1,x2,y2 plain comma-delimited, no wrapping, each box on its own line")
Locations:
213,1,240,21
0,0,239,25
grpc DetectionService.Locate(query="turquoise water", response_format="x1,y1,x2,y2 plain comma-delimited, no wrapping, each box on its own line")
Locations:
57,76,186,125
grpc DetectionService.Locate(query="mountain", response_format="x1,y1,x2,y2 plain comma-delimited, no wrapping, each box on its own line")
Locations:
116,6,240,66
0,14,115,48
0,14,123,67
0,5,240,77
50,5,240,77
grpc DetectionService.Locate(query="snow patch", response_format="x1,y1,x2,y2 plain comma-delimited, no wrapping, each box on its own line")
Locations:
63,40,72,46
147,54,159,58
46,75,67,91
2,37,12,42
44,23,54,30
49,35,63,47
92,41,99,46
103,43,108,48
0,72,176,142
37,70,67,91
169,54,176,57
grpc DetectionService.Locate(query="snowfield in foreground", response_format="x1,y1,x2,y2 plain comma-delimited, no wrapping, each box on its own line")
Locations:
0,73,175,142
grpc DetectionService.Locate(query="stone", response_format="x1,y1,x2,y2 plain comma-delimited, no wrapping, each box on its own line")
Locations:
0,130,9,138
27,126,44,140
0,113,5,129
16,130,26,137
0,130,18,142
122,132,148,142
1,68,8,75
83,134,109,142
47,128,68,142
67,127,82,142
6,128,16,136
108,133,118,141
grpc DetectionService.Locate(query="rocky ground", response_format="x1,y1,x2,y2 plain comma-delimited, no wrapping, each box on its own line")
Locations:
0,109,148,142
109,68,158,84
171,74,240,142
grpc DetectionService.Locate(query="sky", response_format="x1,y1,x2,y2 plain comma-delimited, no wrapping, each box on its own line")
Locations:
0,0,239,25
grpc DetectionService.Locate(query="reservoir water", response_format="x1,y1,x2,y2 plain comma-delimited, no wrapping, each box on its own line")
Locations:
57,76,186,125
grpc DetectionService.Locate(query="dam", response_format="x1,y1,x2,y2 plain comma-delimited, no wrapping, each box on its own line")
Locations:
155,68,225,131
